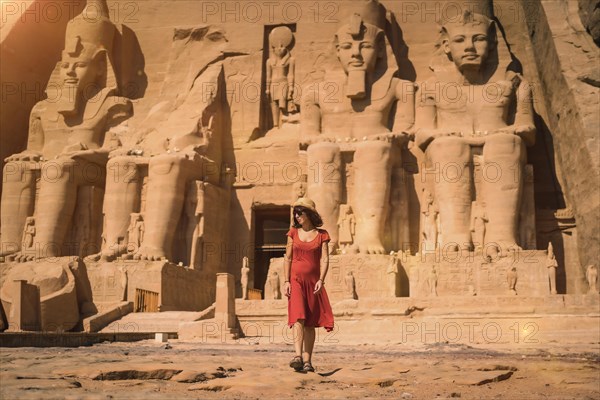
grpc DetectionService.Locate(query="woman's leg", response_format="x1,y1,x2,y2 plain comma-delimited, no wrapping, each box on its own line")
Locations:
302,326,316,363
293,319,305,357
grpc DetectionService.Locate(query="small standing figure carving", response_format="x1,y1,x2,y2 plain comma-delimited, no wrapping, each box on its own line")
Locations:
344,271,357,300
507,266,518,295
586,265,598,294
269,271,281,300
241,256,250,300
470,201,488,251
22,217,36,250
185,181,205,269
421,189,439,252
387,251,399,297
127,213,144,251
266,26,295,129
546,242,558,295
337,205,356,254
428,266,438,297
427,267,437,296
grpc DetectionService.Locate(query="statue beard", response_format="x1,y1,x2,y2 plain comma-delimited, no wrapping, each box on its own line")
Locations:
346,70,366,99
56,85,83,116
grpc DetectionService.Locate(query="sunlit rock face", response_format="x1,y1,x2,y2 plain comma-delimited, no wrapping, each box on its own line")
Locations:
0,0,597,332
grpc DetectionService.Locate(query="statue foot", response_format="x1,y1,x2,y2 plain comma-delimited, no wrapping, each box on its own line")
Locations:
358,242,385,254
485,240,520,258
133,246,168,261
7,252,37,263
85,252,102,262
97,244,128,262
100,250,118,262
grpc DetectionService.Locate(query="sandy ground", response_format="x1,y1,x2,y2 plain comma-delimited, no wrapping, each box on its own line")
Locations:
1,338,599,400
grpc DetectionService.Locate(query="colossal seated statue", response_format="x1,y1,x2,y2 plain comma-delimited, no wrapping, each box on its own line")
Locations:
98,26,230,264
301,1,415,254
415,10,535,254
1,0,132,260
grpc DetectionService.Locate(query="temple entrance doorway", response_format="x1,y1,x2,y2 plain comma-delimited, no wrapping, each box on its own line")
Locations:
254,206,290,298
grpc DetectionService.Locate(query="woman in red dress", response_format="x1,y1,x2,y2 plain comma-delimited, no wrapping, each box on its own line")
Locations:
284,197,334,373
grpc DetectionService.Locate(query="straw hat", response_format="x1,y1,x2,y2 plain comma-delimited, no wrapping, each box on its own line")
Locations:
292,197,317,213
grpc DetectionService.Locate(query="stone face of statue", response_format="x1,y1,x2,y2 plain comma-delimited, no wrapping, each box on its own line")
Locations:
443,23,491,71
272,43,287,58
335,28,381,75
57,51,106,115
60,56,98,91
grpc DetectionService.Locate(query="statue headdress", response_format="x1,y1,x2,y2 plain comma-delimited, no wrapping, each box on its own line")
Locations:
335,0,386,45
269,26,293,50
333,1,395,100
55,0,119,94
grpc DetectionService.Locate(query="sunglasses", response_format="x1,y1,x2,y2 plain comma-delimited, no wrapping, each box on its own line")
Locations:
293,207,307,217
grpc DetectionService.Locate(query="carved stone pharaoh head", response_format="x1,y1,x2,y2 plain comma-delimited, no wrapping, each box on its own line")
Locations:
54,0,118,115
441,11,497,73
334,1,387,99
335,14,384,75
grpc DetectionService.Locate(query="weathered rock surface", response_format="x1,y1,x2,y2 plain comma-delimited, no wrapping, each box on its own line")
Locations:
1,340,599,399
579,0,600,45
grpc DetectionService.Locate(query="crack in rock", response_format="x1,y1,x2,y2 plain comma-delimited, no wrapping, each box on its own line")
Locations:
93,369,183,381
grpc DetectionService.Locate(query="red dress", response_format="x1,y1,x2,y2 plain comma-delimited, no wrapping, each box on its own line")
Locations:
287,227,334,332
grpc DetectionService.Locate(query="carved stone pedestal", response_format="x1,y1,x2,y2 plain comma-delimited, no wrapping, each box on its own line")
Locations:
86,260,215,315
267,254,408,302
408,250,552,297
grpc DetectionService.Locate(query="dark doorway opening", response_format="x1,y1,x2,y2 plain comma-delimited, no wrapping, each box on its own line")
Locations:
254,207,290,297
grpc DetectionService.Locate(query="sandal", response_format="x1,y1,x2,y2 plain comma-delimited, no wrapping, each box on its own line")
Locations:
302,362,315,372
289,356,303,371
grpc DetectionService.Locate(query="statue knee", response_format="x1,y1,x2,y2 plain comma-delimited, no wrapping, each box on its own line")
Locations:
355,140,392,163
427,136,470,164
149,153,183,176
3,161,29,184
484,134,525,162
39,158,77,184
307,141,340,164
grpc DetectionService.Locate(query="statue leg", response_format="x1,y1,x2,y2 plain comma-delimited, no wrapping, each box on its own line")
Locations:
0,162,36,256
33,159,81,258
271,101,281,128
135,154,194,261
482,134,525,252
353,140,392,254
307,142,341,252
101,156,142,261
426,136,472,251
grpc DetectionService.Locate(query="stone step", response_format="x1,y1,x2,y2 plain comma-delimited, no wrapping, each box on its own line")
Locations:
235,295,600,318
100,311,207,334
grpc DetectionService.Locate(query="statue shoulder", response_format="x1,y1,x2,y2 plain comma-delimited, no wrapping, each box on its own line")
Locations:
393,78,416,98
84,90,133,123
415,77,440,105
105,96,133,114
102,96,134,126
30,101,48,116
29,100,54,123
415,77,439,91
